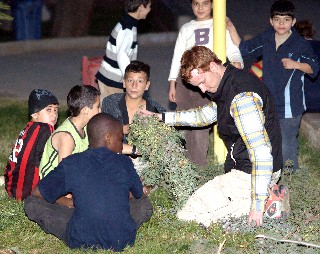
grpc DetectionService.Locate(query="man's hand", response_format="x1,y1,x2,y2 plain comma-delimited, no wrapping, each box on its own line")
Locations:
139,110,162,121
248,210,264,226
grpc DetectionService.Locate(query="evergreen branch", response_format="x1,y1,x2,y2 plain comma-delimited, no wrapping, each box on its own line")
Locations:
256,234,320,248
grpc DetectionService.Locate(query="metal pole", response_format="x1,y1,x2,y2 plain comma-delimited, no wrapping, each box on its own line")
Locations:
213,0,227,163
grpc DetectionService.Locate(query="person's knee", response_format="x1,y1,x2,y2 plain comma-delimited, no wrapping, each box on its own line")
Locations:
24,195,39,219
130,194,153,227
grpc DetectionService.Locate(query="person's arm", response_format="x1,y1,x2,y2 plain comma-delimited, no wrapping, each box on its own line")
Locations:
127,158,143,199
168,80,177,102
35,124,54,167
164,102,217,127
230,92,273,226
32,162,74,208
282,40,319,76
52,132,75,163
281,59,313,74
226,29,244,69
141,101,218,127
116,28,135,76
168,26,188,102
226,17,241,47
122,143,139,156
33,185,74,208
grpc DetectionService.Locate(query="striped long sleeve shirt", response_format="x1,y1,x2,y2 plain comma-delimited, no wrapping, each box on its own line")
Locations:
164,92,273,212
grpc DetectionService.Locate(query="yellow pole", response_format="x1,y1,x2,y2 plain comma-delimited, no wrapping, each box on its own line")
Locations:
213,0,227,163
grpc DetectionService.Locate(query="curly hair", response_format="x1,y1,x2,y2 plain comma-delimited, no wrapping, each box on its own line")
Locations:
180,46,222,82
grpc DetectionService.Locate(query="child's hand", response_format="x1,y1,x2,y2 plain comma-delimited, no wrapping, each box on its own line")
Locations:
123,124,130,135
226,17,235,31
282,58,297,70
143,185,152,196
169,85,176,102
169,80,176,102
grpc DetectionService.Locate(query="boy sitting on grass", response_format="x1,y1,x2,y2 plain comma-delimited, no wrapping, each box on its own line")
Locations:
102,60,166,155
102,60,166,195
4,89,59,200
39,85,100,179
24,113,153,252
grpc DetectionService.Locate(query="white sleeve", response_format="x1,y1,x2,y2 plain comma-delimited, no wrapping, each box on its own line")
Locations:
168,27,188,81
226,30,244,68
116,29,134,76
164,102,217,127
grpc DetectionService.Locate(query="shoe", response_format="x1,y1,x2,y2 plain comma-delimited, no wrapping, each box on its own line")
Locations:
264,184,290,220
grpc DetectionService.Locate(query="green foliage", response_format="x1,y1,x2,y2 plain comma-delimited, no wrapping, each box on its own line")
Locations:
128,114,199,209
1,98,319,253
0,2,13,21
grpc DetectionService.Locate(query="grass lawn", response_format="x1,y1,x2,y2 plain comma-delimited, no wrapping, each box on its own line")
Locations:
1,97,320,253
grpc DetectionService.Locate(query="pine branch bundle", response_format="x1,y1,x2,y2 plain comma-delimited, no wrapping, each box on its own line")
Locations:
128,114,198,209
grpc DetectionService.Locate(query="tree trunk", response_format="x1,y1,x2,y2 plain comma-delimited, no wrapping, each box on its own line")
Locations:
51,0,94,37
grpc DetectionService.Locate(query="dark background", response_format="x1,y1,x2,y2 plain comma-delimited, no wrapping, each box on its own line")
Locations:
1,0,320,41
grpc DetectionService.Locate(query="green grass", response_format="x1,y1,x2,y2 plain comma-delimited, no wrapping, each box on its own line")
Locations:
1,98,319,253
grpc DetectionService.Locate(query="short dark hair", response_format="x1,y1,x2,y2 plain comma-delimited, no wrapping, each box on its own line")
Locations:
87,113,122,148
180,46,222,82
190,0,213,3
295,19,316,39
124,60,150,81
67,85,100,117
125,0,150,13
270,0,295,19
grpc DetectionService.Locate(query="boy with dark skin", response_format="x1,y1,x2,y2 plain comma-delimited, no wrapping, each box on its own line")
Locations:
24,113,152,251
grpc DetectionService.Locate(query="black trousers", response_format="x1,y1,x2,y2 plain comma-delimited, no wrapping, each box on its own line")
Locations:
24,194,153,243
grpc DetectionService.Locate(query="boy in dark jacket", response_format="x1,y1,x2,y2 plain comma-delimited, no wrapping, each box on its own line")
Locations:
227,0,319,170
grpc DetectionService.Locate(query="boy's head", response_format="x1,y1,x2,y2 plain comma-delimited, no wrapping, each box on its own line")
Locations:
123,60,150,99
270,0,295,19
67,85,101,117
28,89,59,126
191,0,212,21
270,0,296,35
125,0,151,19
87,113,123,153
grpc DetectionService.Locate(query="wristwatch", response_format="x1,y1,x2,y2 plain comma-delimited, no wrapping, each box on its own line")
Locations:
131,145,137,156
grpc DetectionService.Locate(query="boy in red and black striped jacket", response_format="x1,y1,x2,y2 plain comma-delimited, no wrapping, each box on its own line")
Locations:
4,89,59,200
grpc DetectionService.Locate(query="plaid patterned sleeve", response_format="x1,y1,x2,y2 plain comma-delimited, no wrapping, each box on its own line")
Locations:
230,92,273,212
164,101,217,127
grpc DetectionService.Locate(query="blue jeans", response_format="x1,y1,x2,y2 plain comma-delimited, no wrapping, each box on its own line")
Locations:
279,114,302,170
11,0,43,41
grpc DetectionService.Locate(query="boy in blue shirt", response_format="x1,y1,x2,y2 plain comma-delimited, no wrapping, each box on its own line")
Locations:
227,0,319,170
24,113,152,251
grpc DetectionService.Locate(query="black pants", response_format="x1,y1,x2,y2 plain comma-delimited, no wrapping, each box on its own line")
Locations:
24,194,153,243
